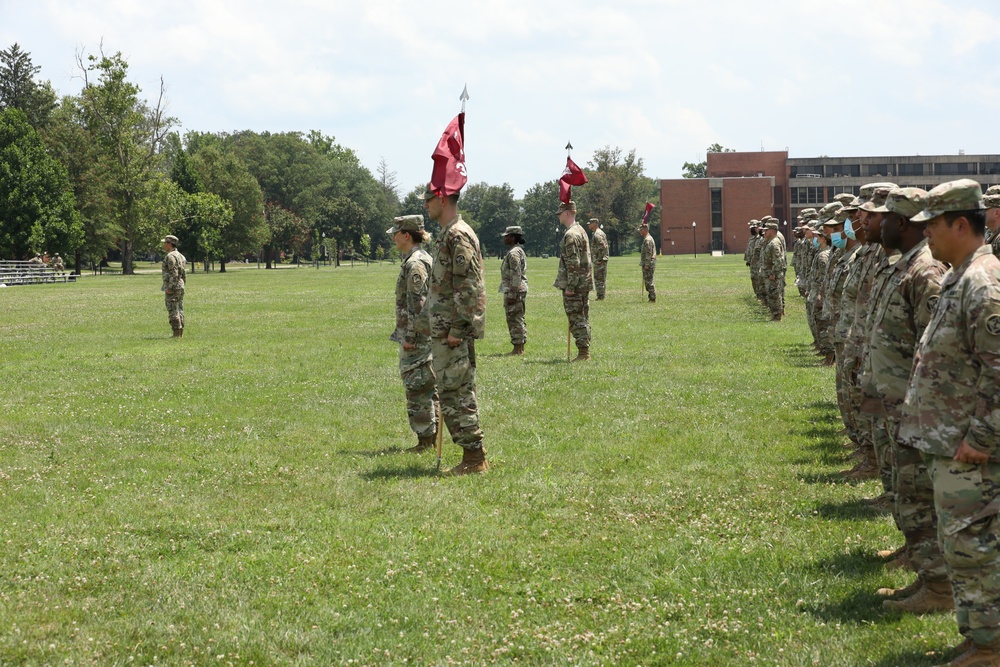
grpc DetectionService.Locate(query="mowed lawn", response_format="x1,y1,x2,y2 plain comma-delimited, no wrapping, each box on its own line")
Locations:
0,255,958,666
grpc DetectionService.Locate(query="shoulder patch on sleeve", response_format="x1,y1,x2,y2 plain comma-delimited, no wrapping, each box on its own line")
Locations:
926,295,940,313
987,313,1000,336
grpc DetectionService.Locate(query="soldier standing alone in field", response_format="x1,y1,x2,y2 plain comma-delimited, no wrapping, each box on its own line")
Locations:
388,215,439,453
639,222,656,302
588,218,609,300
499,225,528,355
161,234,186,338
420,184,488,475
554,200,594,361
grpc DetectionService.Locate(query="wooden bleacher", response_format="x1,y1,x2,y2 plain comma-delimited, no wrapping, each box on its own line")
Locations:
0,260,77,286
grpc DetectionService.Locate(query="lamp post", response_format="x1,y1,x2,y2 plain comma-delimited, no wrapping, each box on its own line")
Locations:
692,221,697,259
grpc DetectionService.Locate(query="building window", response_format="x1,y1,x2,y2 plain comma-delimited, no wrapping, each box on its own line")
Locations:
828,164,860,177
791,165,824,178
935,163,971,175
898,163,924,176
980,162,1000,175
827,185,859,199
710,188,722,231
864,164,892,177
791,187,823,204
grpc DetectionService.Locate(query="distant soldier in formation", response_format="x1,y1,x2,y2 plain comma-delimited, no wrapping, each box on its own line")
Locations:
420,184,488,475
554,200,594,362
160,234,186,338
745,220,761,297
588,218,609,300
388,215,439,453
984,184,1000,259
638,221,656,302
761,218,786,321
499,225,528,355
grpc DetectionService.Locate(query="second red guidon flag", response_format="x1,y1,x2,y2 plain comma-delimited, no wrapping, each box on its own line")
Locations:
430,113,467,197
559,156,588,203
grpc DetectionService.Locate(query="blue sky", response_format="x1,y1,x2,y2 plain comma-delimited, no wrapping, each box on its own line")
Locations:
2,0,1000,197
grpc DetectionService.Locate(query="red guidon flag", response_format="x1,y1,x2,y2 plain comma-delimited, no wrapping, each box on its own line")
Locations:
559,156,588,203
642,202,655,225
430,113,467,197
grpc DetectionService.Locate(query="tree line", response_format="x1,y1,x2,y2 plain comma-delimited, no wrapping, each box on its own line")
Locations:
0,43,660,273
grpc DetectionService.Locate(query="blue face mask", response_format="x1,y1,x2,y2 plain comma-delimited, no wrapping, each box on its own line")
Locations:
844,218,856,240
831,231,847,249
812,237,819,249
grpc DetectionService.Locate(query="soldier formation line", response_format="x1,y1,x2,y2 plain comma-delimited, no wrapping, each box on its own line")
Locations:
755,179,1000,667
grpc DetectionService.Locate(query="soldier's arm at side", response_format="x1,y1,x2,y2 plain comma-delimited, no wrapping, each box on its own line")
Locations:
963,284,1000,458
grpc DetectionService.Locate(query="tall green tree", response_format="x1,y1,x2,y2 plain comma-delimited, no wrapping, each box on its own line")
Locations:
0,107,82,260
459,182,519,258
681,143,736,179
190,144,266,272
519,180,561,257
77,50,175,274
0,43,57,128
43,95,116,272
577,146,656,256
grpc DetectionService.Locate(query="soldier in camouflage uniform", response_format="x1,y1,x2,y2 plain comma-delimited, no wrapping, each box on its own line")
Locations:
817,204,845,364
589,218,609,300
639,222,656,302
860,188,951,613
161,234,186,338
388,215,439,453
761,219,786,321
554,200,595,361
419,184,488,475
754,218,773,303
745,221,761,295
499,225,528,355
901,180,1000,665
984,185,1000,259
806,220,831,351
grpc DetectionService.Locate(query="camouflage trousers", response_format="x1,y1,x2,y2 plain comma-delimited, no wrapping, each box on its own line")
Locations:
815,311,834,354
765,275,785,317
503,292,527,345
871,414,895,508
889,437,947,584
563,291,591,350
926,454,1000,647
642,266,655,301
430,338,483,450
834,343,862,445
752,271,765,300
399,353,439,439
165,291,184,331
593,262,608,299
806,296,821,345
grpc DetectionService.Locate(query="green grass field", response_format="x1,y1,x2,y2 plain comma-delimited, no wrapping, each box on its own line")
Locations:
0,256,959,666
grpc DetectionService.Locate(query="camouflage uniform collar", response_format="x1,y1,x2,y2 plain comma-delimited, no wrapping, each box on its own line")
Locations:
941,244,993,290
440,214,464,232
890,238,928,273
401,246,420,261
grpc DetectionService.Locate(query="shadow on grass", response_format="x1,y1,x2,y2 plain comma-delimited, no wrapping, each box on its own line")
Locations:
861,647,955,667
784,342,830,368
526,358,577,366
810,546,885,577
801,588,896,626
360,464,442,480
341,447,408,458
811,497,890,520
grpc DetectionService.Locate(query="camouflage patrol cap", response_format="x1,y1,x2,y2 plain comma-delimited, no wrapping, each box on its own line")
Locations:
911,179,984,222
386,215,425,235
819,201,843,225
860,185,895,212
588,217,600,225
161,235,179,246
873,187,929,219
834,207,851,223
557,200,577,214
748,219,760,228
501,225,524,237
983,185,1000,209
763,219,779,230
800,208,818,217
833,193,856,206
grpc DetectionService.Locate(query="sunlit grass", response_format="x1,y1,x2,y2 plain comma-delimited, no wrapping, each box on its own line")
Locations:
0,256,958,665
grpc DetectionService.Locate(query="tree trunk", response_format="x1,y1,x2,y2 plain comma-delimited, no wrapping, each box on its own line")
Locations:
265,245,273,269
73,249,82,276
121,238,134,275
220,259,227,273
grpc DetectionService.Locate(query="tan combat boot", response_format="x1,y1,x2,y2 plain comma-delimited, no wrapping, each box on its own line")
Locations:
883,580,953,613
172,328,183,338
445,446,488,476
572,347,591,362
822,352,836,366
405,434,436,454
946,643,1000,666
877,545,906,560
876,576,922,599
507,344,524,356
885,551,912,571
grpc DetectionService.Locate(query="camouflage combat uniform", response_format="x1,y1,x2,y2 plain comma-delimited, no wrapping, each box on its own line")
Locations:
554,220,594,351
640,231,656,302
500,242,528,346
806,243,831,346
393,244,439,440
591,225,609,299
424,214,486,451
903,244,1000,648
162,246,186,333
762,230,786,319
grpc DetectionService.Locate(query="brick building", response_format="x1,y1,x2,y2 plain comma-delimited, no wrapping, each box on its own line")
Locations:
660,151,1000,255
